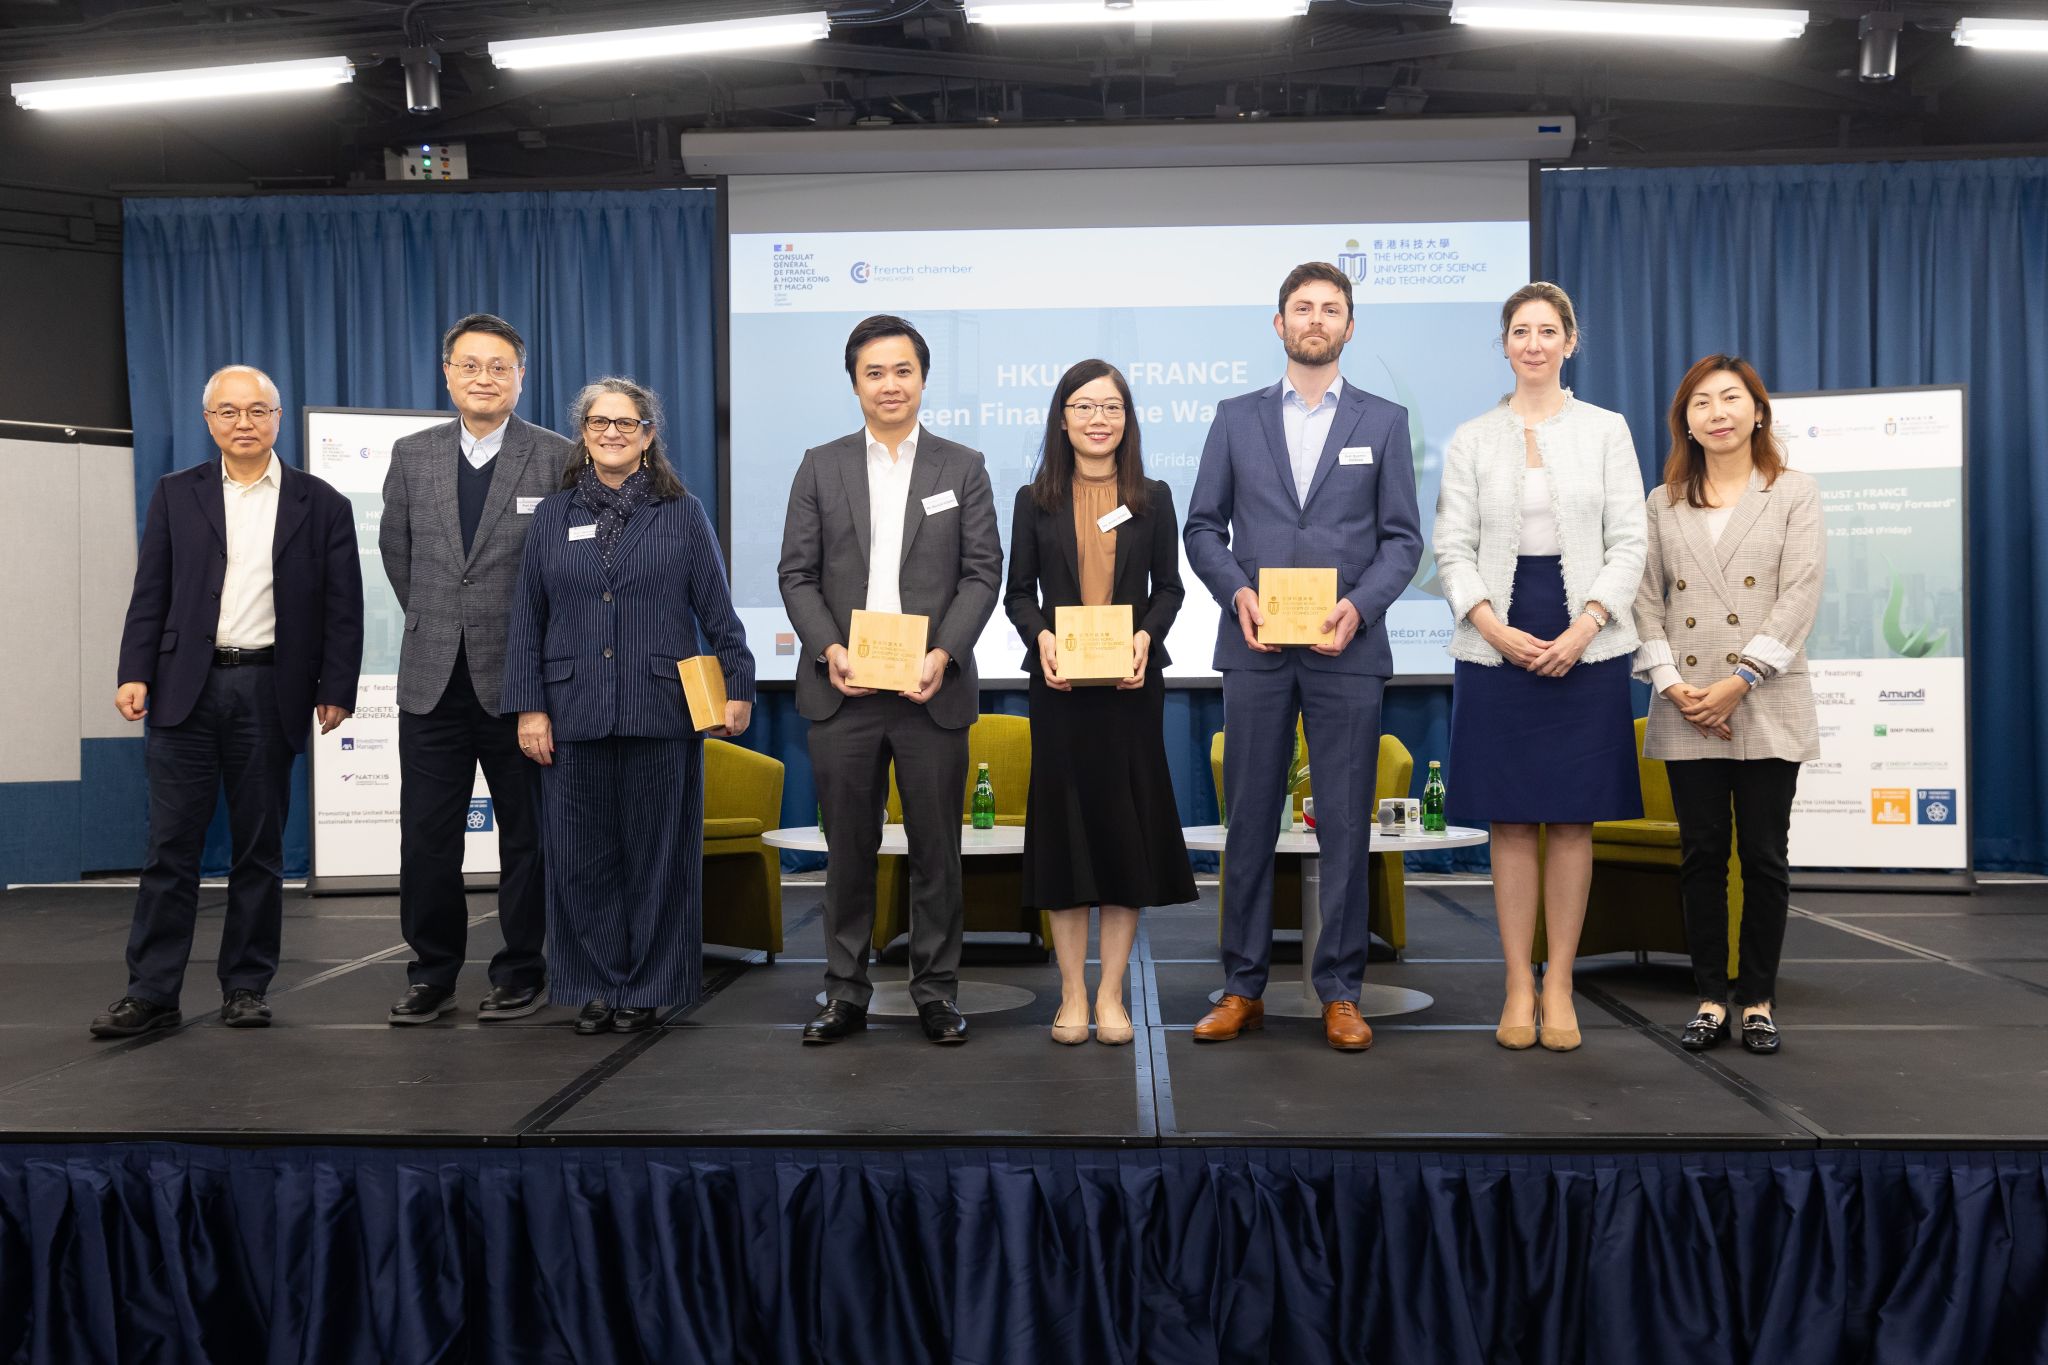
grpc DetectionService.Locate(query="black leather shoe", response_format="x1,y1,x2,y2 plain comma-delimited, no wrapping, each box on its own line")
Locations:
1741,1012,1781,1054
89,996,181,1038
221,989,272,1028
918,999,968,1045
611,1006,658,1034
1679,1011,1730,1051
574,999,613,1035
388,984,456,1025
478,981,547,1021
801,1000,867,1044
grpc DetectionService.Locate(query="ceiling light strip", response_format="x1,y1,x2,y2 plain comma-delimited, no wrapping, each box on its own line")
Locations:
964,0,1311,26
1450,0,1807,42
488,12,832,70
1952,17,2048,52
12,56,354,112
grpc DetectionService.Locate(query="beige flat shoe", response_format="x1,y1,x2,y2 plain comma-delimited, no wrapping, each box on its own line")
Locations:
1095,1002,1134,1046
1051,1003,1090,1046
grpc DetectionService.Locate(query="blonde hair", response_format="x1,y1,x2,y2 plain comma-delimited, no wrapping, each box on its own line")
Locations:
1498,281,1581,353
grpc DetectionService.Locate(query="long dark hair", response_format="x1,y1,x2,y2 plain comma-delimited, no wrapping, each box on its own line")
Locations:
562,376,686,499
1663,354,1785,507
1029,359,1147,515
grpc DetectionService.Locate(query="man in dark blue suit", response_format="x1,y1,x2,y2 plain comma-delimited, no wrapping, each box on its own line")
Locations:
1183,263,1423,1052
91,365,364,1037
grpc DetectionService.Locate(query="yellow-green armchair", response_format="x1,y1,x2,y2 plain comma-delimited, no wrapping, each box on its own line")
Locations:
1532,716,1742,971
873,713,1052,955
1209,726,1413,953
702,738,785,959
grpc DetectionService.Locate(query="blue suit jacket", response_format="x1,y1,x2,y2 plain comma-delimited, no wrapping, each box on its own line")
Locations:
1183,379,1423,677
117,459,364,751
501,487,757,741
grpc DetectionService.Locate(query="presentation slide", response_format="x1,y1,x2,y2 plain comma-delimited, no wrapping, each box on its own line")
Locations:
723,163,1533,681
1773,386,1969,874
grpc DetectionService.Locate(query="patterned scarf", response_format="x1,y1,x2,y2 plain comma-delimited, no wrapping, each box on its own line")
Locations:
575,462,655,568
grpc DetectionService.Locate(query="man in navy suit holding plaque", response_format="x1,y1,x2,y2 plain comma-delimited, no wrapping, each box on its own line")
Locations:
1183,262,1423,1052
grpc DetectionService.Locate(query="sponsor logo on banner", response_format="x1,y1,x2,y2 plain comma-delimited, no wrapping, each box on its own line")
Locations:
1870,788,1912,824
340,737,354,750
775,632,796,656
1916,789,1956,825
850,261,872,284
1877,688,1926,705
467,797,494,833
1337,242,1370,283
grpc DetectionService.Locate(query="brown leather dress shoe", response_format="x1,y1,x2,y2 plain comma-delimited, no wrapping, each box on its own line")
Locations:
1323,1000,1373,1051
1193,993,1264,1041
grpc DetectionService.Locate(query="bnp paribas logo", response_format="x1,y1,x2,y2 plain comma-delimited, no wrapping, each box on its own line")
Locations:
1337,239,1370,284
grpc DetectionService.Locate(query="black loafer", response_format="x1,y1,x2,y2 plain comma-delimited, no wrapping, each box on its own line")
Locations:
221,989,272,1028
801,1000,867,1044
1679,1011,1730,1051
388,984,456,1025
918,999,969,1045
89,995,181,1038
611,1006,658,1034
574,999,613,1035
478,981,547,1021
1741,1012,1781,1054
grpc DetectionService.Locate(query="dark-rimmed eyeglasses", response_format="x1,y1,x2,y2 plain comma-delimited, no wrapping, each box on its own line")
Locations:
584,415,652,435
1064,401,1127,419
445,360,518,381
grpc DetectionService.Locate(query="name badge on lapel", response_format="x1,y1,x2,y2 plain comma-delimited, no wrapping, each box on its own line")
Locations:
1097,505,1133,533
516,496,543,515
922,490,959,515
568,524,596,542
1339,446,1374,466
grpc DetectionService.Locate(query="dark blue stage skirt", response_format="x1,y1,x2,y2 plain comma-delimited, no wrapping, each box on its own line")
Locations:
1448,556,1643,825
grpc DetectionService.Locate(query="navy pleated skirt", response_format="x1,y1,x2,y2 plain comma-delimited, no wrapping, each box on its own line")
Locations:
1447,556,1644,825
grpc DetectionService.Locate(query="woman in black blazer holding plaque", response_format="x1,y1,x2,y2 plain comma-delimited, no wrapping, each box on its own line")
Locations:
1005,359,1197,1047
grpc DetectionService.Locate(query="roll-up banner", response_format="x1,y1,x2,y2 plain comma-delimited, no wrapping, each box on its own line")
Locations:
303,407,501,889
1771,386,1969,877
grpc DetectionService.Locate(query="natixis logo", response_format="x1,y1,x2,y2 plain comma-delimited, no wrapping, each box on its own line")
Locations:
1337,239,1370,284
850,261,872,284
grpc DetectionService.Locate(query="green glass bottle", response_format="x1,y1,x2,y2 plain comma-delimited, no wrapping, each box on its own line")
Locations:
1422,760,1447,833
971,763,996,830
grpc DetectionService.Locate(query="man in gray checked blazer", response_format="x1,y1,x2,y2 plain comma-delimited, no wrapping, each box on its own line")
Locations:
378,313,574,1025
778,315,1003,1046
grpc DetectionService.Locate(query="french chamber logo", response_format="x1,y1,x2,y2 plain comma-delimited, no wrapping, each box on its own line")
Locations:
850,261,872,284
1870,788,1911,825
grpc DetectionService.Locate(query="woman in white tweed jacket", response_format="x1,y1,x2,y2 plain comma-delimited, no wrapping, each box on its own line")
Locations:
1633,355,1824,1057
1434,282,1648,1055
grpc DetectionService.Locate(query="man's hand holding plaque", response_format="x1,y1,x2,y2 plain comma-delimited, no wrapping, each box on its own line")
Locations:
845,609,930,692
1254,567,1338,647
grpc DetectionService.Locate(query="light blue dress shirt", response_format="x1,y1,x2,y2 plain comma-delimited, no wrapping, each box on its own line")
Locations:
1280,373,1344,504
459,417,508,470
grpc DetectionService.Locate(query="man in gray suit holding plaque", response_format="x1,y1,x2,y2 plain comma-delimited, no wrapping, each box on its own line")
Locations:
379,313,574,1025
778,315,1003,1046
1184,263,1423,1052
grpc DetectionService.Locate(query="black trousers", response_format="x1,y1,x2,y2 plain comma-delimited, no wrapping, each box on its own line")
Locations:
126,663,295,1007
1665,757,1802,1006
397,647,546,991
808,693,970,1009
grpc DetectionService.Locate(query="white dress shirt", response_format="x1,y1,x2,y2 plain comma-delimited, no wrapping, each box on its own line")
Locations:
1280,372,1344,504
460,417,508,470
216,453,282,649
864,424,919,614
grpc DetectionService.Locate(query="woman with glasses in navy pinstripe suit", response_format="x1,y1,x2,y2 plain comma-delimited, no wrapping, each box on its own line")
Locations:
503,377,756,1036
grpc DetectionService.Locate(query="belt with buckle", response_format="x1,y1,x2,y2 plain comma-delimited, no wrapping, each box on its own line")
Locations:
213,646,276,667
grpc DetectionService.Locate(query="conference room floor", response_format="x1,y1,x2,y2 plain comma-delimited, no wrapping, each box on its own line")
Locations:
2,876,2044,1148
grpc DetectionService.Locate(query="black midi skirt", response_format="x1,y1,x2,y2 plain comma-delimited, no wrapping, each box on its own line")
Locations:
1022,668,1198,911
1447,556,1644,826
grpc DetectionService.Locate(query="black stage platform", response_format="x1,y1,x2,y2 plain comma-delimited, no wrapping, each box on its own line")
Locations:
5,877,2046,1150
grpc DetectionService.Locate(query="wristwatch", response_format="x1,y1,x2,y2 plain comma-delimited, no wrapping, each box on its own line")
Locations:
1732,663,1762,690
1583,604,1610,630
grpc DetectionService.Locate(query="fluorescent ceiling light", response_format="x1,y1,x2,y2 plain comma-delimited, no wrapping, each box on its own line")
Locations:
1952,17,2048,52
12,56,353,112
488,12,831,69
965,0,1311,25
1450,0,1807,41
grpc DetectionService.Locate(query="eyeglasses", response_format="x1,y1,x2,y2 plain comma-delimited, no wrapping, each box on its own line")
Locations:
583,415,652,434
445,360,518,381
204,405,278,424
1064,401,1127,419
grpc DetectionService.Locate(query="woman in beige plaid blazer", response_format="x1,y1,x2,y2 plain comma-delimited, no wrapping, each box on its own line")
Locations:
1632,355,1824,1057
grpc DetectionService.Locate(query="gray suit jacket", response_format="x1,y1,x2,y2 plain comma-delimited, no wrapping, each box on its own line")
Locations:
777,427,1003,731
380,414,575,716
1632,468,1825,763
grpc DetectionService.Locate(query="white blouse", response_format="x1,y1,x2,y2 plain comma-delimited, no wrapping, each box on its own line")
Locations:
1518,464,1561,556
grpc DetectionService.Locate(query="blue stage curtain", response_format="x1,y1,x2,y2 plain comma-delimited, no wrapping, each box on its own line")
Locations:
1542,157,2048,872
2,1143,2044,1364
120,190,718,875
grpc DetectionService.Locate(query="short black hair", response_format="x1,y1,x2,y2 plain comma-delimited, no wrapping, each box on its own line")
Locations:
441,313,526,367
1277,262,1353,319
843,315,930,384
